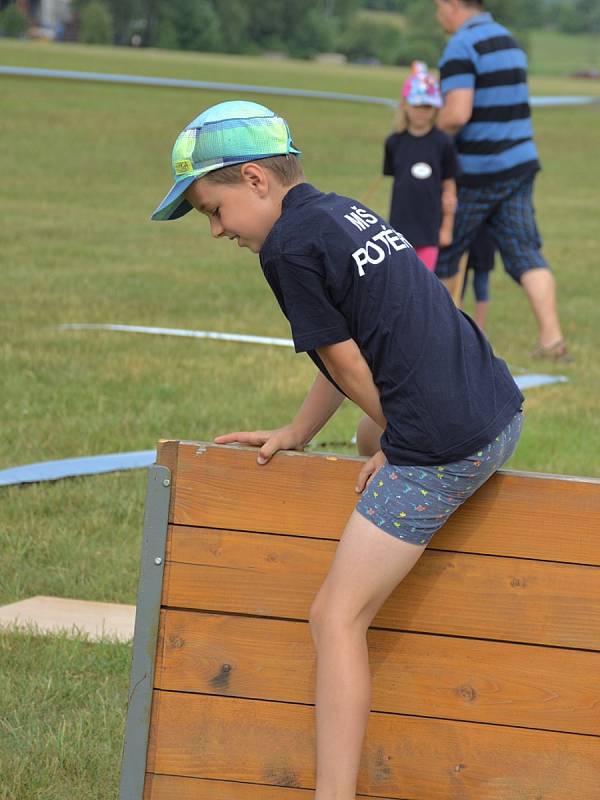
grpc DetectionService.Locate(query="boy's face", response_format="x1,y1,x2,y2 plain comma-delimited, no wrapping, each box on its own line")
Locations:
184,163,283,253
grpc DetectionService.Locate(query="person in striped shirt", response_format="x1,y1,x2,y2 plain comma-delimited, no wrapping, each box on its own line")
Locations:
433,0,571,362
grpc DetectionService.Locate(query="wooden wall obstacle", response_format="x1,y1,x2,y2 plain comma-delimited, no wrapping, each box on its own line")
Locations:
120,441,600,800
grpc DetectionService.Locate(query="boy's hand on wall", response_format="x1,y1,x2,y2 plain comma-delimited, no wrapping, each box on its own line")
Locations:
214,425,305,465
355,449,386,494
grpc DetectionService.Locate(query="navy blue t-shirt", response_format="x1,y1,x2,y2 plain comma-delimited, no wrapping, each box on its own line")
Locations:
384,128,459,247
259,183,523,466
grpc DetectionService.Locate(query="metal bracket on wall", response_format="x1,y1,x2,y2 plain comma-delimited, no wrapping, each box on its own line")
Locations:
119,464,171,800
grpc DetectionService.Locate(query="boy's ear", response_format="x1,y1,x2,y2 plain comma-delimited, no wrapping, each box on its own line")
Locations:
240,162,269,192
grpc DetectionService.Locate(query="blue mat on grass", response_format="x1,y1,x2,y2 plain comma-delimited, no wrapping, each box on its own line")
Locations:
0,369,568,487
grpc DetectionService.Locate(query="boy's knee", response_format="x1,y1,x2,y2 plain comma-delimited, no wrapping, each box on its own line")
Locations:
310,595,341,644
308,594,328,645
309,594,369,648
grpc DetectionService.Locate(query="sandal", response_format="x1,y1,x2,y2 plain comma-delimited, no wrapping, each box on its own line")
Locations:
531,339,573,363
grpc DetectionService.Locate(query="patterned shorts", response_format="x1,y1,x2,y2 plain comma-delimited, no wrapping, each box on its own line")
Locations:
435,172,548,283
356,411,523,546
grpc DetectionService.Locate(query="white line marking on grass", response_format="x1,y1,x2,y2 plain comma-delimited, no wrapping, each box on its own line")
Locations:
59,322,295,347
2,66,599,108
0,66,398,107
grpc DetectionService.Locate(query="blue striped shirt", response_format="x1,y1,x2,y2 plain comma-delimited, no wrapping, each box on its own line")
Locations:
438,12,539,186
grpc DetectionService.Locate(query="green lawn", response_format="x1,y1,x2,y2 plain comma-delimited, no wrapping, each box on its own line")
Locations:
530,28,600,77
2,33,600,96
1,39,599,799
0,631,130,800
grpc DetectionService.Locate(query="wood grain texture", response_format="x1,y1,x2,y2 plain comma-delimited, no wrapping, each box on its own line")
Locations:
136,443,600,798
144,774,392,799
163,527,600,650
145,691,600,800
158,443,600,565
155,609,600,736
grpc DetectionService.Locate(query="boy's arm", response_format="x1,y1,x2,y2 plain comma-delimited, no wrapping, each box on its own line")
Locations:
214,372,344,464
318,339,392,493
291,371,346,443
437,88,473,135
316,339,386,430
439,177,457,248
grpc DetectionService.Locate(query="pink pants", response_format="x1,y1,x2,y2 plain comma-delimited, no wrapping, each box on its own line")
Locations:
415,246,439,272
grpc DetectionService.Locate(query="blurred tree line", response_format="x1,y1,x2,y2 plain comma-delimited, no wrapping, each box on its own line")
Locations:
1,0,597,67
71,0,545,63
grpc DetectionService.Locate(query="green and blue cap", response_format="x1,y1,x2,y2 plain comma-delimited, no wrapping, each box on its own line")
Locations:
151,100,301,221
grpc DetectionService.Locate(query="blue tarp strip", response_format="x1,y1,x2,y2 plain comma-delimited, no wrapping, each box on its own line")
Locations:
514,373,568,390
0,451,156,487
1,66,599,108
0,372,568,487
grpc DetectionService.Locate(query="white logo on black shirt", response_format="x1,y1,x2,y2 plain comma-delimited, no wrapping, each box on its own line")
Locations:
351,225,412,277
411,162,433,180
343,205,378,231
343,203,412,277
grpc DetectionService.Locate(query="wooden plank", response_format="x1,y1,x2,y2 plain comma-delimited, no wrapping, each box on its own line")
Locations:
144,773,392,799
166,442,359,536
163,527,600,650
159,443,600,565
433,469,600,563
155,610,600,736
145,691,600,800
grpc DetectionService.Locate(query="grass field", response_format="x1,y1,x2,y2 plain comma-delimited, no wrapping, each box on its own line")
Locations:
529,28,600,77
1,37,599,799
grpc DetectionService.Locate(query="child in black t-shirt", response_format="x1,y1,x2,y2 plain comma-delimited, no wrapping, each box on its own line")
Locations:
152,99,523,799
384,61,459,273
461,224,497,332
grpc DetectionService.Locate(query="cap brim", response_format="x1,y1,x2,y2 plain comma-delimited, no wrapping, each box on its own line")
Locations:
151,145,302,221
407,96,442,109
151,175,197,221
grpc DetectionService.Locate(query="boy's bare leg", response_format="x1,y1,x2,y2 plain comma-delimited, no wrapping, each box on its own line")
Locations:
519,267,563,347
474,299,489,331
356,415,383,457
310,510,427,799
440,275,454,295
